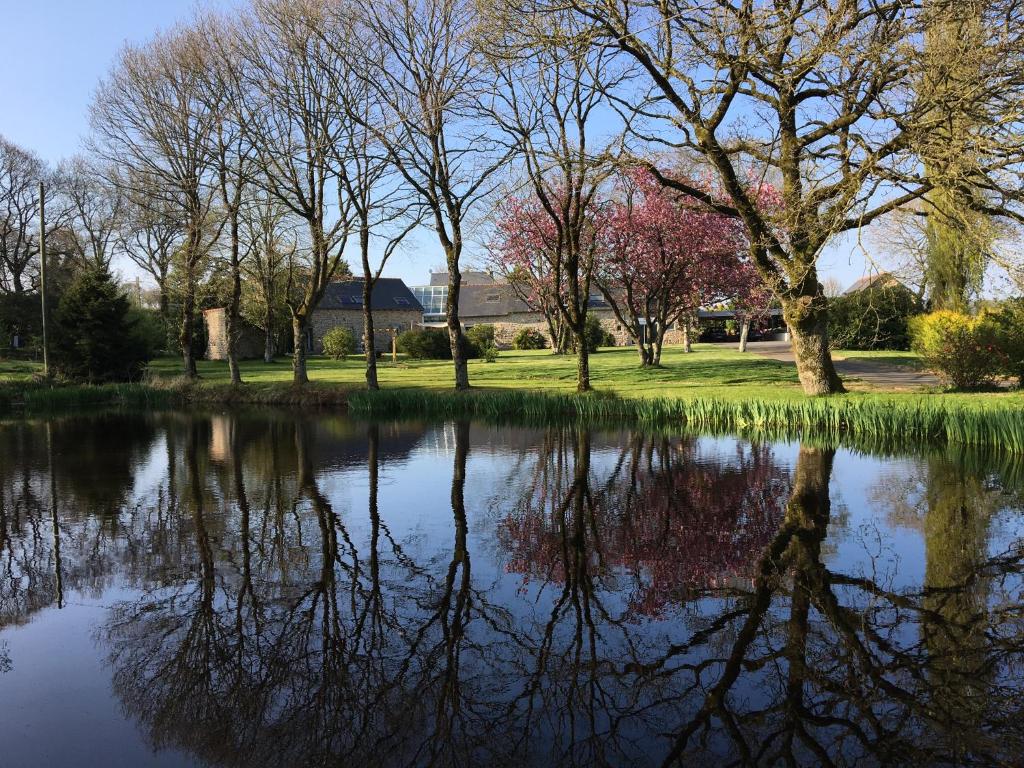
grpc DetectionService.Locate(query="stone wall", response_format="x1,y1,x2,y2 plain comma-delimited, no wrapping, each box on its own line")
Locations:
467,309,635,349
309,308,421,354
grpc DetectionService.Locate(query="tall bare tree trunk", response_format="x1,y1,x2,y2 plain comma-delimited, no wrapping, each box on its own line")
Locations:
782,296,845,396
226,211,243,385
264,324,275,364
681,317,692,353
180,263,198,379
263,276,275,363
291,314,309,385
362,257,379,390
446,257,470,390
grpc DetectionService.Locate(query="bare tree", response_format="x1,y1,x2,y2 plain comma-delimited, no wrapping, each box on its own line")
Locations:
566,0,1024,394
54,155,124,271
240,193,296,363
90,27,224,378
116,169,184,323
484,5,625,391
237,0,353,385
200,12,256,385
337,99,422,389
0,136,47,295
349,0,511,390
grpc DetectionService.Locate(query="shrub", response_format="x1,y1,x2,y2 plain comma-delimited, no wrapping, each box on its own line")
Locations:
482,344,499,363
465,324,495,357
989,299,1024,385
580,314,615,352
396,327,452,360
51,266,150,382
322,326,357,360
127,308,169,358
828,284,923,350
513,327,548,350
909,310,1005,390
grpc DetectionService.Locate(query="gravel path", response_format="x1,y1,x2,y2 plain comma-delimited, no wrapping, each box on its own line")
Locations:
735,341,941,391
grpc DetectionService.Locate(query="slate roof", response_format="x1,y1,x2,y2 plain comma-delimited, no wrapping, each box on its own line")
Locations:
429,270,498,286
319,278,423,312
457,283,611,318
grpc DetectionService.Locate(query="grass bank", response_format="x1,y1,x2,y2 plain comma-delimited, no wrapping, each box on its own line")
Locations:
346,387,1024,453
0,381,177,413
3,345,1023,451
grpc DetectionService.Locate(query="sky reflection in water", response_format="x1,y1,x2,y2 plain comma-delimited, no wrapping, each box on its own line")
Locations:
1,410,1023,767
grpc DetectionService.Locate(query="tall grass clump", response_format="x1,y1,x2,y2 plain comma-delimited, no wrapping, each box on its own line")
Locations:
348,388,1024,452
0,382,178,414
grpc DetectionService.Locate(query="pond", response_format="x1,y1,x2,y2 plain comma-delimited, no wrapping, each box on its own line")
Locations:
1,410,1023,767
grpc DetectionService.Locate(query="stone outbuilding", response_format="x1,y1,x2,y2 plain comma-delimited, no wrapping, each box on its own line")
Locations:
202,309,266,361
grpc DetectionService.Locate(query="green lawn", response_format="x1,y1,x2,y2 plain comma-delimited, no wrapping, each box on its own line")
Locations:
0,360,42,382
8,344,1023,410
146,344,810,402
142,344,1024,407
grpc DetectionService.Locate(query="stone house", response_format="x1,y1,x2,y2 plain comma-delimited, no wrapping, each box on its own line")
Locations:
204,278,422,360
413,272,647,348
306,278,423,354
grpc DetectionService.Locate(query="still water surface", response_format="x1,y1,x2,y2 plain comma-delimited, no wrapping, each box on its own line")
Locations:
1,410,1023,767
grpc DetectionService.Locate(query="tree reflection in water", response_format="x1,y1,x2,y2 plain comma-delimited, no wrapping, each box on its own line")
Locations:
1,413,1023,766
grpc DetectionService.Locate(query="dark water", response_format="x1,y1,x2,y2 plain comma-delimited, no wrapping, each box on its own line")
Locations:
1,411,1023,767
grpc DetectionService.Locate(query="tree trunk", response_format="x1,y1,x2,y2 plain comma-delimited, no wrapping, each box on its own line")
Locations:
653,323,666,366
158,283,170,321
446,259,470,390
636,340,650,366
782,297,845,395
738,317,751,352
681,317,692,353
263,276,275,363
226,214,243,385
362,278,379,391
291,314,309,385
557,323,572,355
264,325,275,364
180,275,197,379
544,311,562,354
574,327,591,392
157,282,174,355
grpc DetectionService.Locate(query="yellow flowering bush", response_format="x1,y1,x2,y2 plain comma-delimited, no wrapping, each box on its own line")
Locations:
909,310,1006,390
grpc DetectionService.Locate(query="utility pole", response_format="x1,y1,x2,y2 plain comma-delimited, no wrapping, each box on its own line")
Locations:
39,181,49,377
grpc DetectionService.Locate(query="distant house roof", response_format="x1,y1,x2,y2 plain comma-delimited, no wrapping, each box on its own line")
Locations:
844,272,901,295
319,278,423,312
429,270,497,287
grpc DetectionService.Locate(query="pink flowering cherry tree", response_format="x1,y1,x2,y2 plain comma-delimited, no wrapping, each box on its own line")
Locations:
489,190,607,358
595,168,749,366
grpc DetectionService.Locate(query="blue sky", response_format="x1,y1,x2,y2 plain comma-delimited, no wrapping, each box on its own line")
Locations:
0,0,871,291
